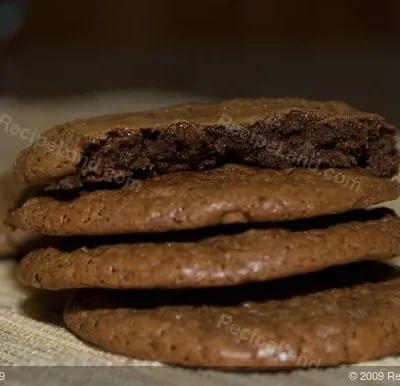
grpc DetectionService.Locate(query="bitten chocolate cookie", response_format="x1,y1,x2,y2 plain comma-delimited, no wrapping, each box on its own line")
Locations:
8,166,400,235
17,209,400,290
14,98,399,187
64,262,400,369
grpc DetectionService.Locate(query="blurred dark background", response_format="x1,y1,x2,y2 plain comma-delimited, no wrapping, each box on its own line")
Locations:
0,0,400,120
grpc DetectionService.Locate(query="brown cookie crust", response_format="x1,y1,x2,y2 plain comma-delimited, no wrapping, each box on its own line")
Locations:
14,98,399,186
8,166,400,235
17,209,400,290
0,172,42,258
63,262,400,369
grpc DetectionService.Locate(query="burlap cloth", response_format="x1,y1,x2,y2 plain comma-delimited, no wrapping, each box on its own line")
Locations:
1,94,399,385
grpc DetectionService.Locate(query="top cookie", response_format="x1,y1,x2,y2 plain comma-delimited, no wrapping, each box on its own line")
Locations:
14,98,399,187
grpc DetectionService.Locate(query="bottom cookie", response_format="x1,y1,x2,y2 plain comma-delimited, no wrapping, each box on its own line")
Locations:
64,262,400,369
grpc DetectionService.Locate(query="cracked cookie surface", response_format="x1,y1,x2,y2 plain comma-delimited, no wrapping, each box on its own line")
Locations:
14,98,400,187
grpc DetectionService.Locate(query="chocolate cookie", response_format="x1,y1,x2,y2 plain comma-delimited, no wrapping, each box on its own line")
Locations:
8,165,400,235
14,98,399,187
17,209,400,290
0,172,42,258
63,262,400,369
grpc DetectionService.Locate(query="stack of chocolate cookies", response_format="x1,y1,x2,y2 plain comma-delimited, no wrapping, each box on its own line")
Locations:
8,99,400,369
